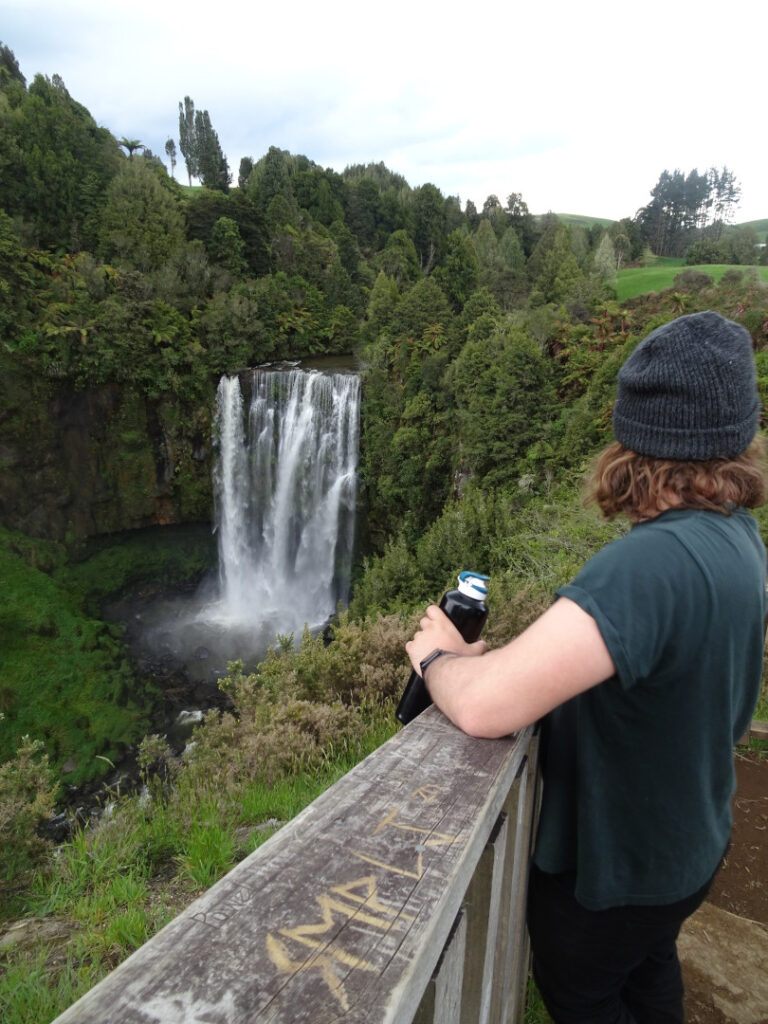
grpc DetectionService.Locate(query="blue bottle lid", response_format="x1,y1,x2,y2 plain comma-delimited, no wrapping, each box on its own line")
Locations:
457,571,490,599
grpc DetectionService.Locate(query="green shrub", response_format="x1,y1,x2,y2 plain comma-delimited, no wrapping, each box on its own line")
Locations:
0,733,57,885
673,268,714,292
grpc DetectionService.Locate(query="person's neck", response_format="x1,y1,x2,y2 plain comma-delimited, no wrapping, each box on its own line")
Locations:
634,492,683,523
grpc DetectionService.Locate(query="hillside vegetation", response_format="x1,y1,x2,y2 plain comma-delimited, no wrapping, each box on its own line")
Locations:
741,219,768,242
553,213,616,231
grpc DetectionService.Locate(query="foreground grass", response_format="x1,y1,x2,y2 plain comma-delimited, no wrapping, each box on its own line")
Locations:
525,979,554,1022
0,707,398,1024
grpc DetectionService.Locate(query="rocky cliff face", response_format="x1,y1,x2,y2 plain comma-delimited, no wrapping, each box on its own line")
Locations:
0,367,214,542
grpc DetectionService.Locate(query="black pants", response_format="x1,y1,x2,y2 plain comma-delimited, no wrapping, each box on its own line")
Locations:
526,864,714,1024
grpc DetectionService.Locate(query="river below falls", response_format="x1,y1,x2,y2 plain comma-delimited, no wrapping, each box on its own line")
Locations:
104,573,303,684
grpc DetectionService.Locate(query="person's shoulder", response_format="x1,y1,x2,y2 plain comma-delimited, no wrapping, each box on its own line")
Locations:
649,506,762,542
575,518,673,580
578,508,760,581
602,514,681,553
639,507,765,572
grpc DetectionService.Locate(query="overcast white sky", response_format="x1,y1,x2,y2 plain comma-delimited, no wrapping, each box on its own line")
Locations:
4,0,767,223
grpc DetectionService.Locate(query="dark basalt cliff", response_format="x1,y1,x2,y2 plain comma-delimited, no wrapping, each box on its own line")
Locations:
0,367,215,542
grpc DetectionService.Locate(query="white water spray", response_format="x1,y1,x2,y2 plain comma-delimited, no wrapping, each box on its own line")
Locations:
211,366,361,639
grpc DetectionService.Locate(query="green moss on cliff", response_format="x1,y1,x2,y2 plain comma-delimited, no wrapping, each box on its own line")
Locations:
0,529,148,784
63,524,216,611
0,523,216,783
0,357,214,542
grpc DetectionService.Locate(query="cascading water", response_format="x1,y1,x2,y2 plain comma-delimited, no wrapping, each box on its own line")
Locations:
119,364,361,682
210,367,360,638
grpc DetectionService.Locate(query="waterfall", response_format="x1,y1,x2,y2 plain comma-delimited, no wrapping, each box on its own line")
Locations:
210,366,361,640
117,364,361,683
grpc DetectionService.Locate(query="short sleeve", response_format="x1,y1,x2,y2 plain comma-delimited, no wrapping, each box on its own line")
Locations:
555,528,688,690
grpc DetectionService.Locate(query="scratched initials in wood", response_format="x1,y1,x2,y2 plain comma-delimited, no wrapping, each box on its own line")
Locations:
266,786,466,1012
411,783,449,803
352,806,464,879
371,806,462,846
266,875,412,1010
190,885,254,929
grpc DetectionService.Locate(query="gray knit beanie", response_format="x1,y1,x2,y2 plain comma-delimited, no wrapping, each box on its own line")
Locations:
613,311,760,460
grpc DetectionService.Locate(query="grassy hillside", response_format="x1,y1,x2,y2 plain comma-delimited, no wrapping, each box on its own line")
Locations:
617,261,768,301
551,213,765,237
547,212,766,244
741,219,768,242
551,213,616,230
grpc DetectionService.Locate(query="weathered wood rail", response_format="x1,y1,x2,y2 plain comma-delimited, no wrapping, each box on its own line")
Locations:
738,718,768,744
52,708,540,1024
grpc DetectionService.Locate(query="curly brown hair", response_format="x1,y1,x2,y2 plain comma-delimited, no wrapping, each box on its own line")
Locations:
588,438,768,522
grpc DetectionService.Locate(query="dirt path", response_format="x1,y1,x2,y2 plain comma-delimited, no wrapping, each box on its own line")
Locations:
680,751,768,1024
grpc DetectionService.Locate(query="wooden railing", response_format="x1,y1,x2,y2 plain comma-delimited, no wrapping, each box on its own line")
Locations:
52,708,540,1024
739,718,768,744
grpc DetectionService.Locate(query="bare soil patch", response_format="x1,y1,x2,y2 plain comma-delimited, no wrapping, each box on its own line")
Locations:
682,751,768,1024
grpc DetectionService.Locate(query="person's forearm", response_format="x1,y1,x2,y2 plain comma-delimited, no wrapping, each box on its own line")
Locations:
407,597,616,737
421,645,541,737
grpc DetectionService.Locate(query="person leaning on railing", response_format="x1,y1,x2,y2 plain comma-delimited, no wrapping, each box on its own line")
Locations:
405,311,767,1024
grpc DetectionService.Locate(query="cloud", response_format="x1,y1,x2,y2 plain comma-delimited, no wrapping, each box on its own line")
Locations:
3,0,767,221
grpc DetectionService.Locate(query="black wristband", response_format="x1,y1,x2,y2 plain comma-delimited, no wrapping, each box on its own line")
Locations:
419,648,453,681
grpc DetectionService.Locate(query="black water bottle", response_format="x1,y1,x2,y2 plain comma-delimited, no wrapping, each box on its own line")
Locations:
396,571,490,725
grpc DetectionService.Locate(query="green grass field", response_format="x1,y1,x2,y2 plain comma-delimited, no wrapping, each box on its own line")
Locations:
553,213,616,231
616,261,768,301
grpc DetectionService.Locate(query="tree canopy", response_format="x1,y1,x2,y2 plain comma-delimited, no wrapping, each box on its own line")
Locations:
177,96,230,190
637,166,742,257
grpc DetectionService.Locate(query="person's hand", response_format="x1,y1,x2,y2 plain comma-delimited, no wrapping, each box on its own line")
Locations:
405,605,488,675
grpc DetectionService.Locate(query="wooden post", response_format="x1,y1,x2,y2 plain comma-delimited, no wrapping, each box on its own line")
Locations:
459,811,510,1024
413,912,467,1024
487,745,540,1024
502,739,542,1023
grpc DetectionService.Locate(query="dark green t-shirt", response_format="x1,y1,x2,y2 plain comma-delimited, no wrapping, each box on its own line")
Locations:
533,507,766,910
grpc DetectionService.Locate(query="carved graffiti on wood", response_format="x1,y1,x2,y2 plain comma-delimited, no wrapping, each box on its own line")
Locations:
190,884,255,930
264,781,465,1009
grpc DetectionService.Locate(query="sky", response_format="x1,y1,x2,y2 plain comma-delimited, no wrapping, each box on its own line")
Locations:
4,0,767,223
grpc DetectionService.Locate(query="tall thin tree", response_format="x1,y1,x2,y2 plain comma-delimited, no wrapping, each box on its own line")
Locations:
165,138,177,180
194,109,230,192
178,96,197,185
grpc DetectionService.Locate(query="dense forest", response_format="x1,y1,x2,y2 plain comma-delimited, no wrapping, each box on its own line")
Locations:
2,40,768,1023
